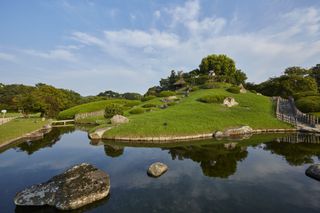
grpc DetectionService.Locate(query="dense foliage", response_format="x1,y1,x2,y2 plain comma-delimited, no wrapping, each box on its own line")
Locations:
98,90,142,100
197,95,227,104
226,86,240,94
0,83,82,117
104,103,124,118
246,65,319,98
151,54,247,96
295,96,320,113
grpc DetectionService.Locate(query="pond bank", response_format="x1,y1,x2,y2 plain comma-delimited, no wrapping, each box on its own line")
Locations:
0,119,51,150
91,127,298,143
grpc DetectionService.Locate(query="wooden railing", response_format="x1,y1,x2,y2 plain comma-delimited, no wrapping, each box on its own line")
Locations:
275,97,297,126
74,110,104,121
274,96,319,127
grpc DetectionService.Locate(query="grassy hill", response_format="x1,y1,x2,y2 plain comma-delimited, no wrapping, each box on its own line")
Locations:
58,99,141,120
98,88,291,138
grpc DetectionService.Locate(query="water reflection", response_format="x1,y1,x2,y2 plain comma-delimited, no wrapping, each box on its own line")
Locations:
104,145,124,158
164,142,248,178
264,134,320,166
14,127,75,155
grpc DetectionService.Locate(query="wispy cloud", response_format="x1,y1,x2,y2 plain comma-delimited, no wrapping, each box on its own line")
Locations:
22,49,77,62
0,52,16,62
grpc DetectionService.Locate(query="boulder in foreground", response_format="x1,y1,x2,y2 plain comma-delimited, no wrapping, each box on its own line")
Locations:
306,164,320,181
14,163,110,210
110,115,129,125
147,162,168,177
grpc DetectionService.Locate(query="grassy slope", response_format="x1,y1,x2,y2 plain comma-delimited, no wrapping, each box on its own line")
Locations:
58,99,141,120
103,89,291,138
0,118,49,145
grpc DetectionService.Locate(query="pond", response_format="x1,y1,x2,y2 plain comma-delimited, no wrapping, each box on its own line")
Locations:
1,127,320,212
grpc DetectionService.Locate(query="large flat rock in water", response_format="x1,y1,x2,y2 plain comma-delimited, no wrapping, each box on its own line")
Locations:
14,163,110,210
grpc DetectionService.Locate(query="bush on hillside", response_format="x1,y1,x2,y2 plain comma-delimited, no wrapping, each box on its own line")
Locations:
167,102,177,106
190,86,199,91
142,103,157,108
129,107,145,114
124,100,141,108
197,95,227,104
159,91,176,97
295,96,320,113
141,95,156,102
293,91,320,100
226,86,240,94
104,103,124,118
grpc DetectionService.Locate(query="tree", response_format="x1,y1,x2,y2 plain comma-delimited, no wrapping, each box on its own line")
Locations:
122,92,142,100
199,54,237,83
160,70,178,91
310,64,320,90
232,69,247,85
97,90,121,98
284,66,309,76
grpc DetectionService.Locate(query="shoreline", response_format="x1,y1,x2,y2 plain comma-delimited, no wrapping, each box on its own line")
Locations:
0,126,52,150
95,128,298,143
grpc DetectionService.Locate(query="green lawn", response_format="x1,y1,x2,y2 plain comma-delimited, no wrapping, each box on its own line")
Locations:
58,99,141,120
0,118,49,145
101,88,291,138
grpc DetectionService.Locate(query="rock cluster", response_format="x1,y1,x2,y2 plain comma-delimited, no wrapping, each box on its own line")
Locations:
14,163,110,210
223,97,238,107
215,126,253,138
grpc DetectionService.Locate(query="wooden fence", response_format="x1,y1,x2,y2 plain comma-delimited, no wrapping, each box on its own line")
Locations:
74,110,104,121
275,96,319,127
275,97,297,126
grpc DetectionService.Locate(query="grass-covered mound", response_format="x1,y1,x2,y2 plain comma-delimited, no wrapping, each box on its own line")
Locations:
58,99,140,120
100,88,290,138
0,118,49,145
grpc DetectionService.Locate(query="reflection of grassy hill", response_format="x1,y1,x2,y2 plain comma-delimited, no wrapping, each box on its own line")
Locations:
101,88,291,138
58,99,141,120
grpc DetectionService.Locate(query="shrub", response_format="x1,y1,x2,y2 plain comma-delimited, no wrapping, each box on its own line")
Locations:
129,107,145,114
295,96,320,113
167,102,177,106
159,90,176,97
226,86,240,94
104,103,124,118
124,100,141,107
141,95,156,102
142,103,157,108
293,91,320,100
191,86,199,91
197,95,227,104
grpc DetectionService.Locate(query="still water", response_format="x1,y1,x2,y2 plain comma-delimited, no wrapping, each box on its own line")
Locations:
1,127,320,213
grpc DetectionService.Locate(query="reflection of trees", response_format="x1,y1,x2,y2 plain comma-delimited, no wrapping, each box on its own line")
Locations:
165,143,248,178
104,145,124,158
264,141,320,166
15,127,75,155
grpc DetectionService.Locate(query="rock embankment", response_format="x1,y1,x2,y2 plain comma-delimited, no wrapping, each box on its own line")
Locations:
215,126,253,138
14,163,110,210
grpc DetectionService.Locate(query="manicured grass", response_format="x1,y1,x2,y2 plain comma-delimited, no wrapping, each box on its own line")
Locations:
0,118,49,145
58,99,141,120
101,89,291,138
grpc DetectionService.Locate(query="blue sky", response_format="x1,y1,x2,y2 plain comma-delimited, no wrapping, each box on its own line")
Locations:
1,0,320,95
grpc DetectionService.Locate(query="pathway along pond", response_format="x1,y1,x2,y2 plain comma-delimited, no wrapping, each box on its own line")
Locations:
1,127,320,212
